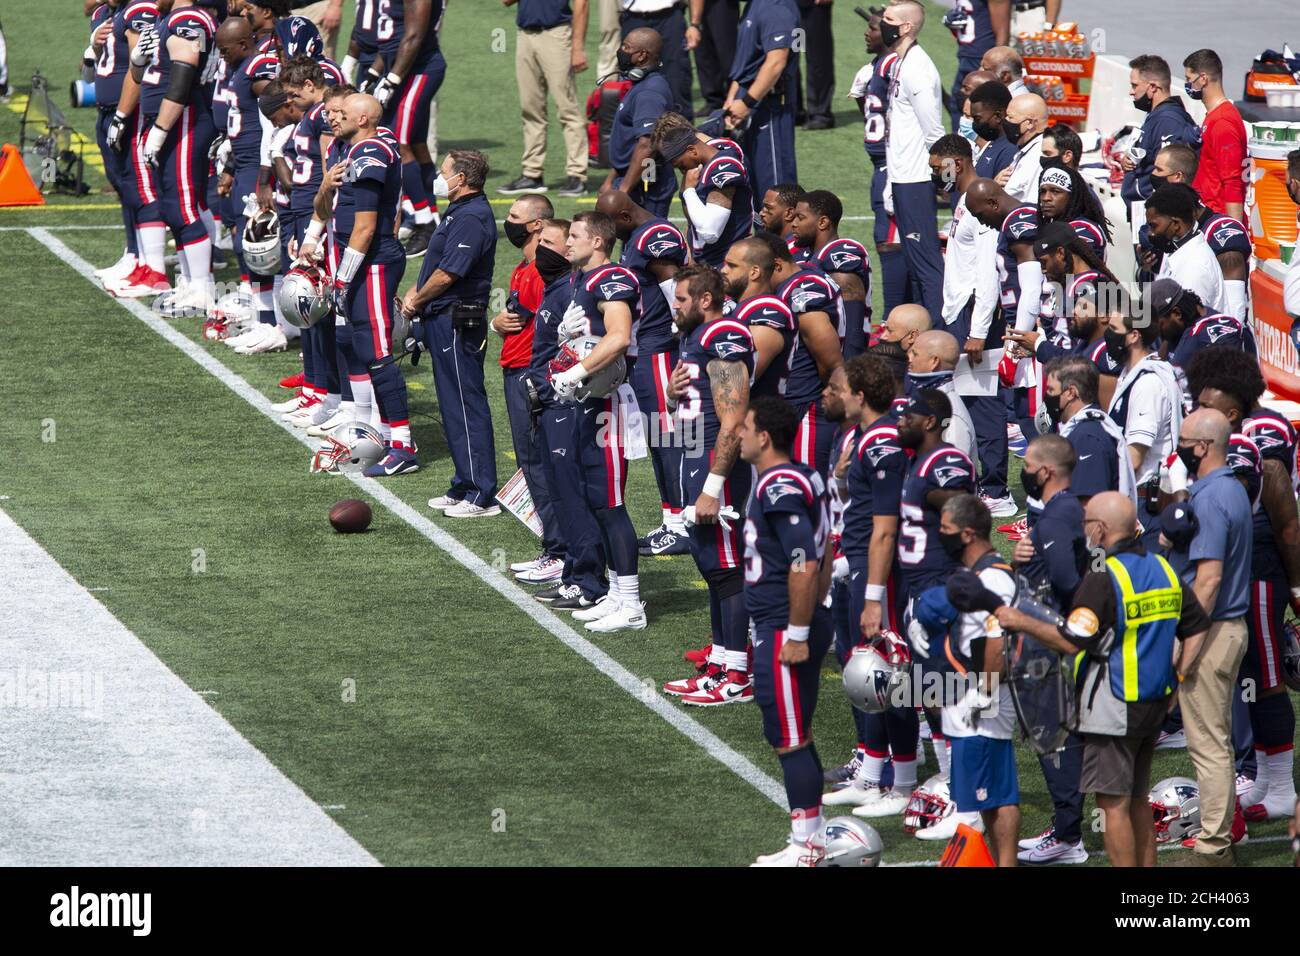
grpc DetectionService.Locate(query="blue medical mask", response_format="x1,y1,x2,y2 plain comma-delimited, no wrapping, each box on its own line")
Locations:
958,115,978,143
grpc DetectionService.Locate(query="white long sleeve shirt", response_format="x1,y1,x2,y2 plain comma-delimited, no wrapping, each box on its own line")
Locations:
1157,230,1226,315
942,194,999,337
1003,133,1044,204
885,44,945,185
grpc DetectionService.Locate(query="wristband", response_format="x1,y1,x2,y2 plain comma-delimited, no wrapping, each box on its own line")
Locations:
703,473,726,499
304,219,324,247
740,91,759,109
865,584,886,602
113,110,127,123
385,71,403,87
340,54,358,79
785,625,810,643
337,246,365,285
1291,586,1300,604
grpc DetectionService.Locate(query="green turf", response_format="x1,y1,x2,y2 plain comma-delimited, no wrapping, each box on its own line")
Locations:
2,4,1297,866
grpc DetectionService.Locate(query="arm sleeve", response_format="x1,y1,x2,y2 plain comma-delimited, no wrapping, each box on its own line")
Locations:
259,108,275,167
683,189,730,244
969,228,999,339
1014,259,1042,332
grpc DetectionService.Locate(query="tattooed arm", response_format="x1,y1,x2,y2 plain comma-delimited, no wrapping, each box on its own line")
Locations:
693,358,750,525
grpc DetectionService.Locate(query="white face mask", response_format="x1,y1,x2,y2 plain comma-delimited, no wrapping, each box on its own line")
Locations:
432,173,456,199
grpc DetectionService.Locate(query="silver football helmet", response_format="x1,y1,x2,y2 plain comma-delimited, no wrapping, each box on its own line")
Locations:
278,265,332,328
547,334,627,402
812,817,884,867
1149,776,1202,844
310,421,384,475
842,630,912,714
241,208,282,275
903,774,954,834
204,289,256,340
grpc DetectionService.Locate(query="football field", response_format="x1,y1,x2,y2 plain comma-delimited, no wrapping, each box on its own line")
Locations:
2,2,1297,866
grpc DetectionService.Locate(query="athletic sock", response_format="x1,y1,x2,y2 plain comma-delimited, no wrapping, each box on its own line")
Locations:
779,744,824,841
617,572,640,606
349,375,373,425
138,222,167,275
934,734,951,778
389,422,412,448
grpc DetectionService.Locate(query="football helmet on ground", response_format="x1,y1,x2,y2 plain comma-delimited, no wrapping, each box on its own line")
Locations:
903,774,954,834
812,817,884,867
310,421,384,475
1149,776,1202,844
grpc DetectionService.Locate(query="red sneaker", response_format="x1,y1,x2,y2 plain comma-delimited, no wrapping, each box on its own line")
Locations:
663,663,721,697
1181,803,1248,848
681,670,753,707
684,643,712,664
280,371,306,390
999,517,1028,540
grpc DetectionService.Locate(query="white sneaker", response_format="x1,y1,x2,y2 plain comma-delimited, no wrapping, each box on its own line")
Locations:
916,810,982,841
852,788,910,818
271,391,306,413
980,494,1019,518
750,840,820,867
1018,825,1053,850
516,557,563,584
428,495,461,511
236,325,288,354
95,253,137,283
444,500,502,518
307,407,351,437
585,601,648,632
224,325,266,349
511,555,546,574
1155,729,1186,750
822,779,883,807
1017,833,1089,865
284,399,322,428
1236,773,1256,799
573,594,620,622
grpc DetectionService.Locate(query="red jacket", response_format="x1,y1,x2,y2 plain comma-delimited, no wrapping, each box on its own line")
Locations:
1192,100,1247,218
500,259,544,369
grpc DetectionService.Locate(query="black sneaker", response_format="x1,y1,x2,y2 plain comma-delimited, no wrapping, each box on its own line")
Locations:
552,589,599,611
498,174,547,195
637,523,668,551
803,115,835,131
641,527,690,556
555,176,587,198
533,583,571,603
403,221,436,258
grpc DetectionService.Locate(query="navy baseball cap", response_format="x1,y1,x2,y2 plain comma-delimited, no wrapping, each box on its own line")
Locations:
1160,501,1199,550
1142,278,1186,318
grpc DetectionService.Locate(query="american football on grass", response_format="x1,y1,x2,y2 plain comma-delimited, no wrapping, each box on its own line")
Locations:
329,499,372,533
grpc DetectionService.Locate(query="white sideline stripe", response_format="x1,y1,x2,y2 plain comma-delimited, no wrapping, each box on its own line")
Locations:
27,228,789,812
0,508,378,866
880,833,1296,867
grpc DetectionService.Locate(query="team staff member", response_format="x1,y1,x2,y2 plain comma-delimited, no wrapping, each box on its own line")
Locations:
1043,357,1132,504
602,28,676,218
1011,435,1089,864
496,195,565,582
996,93,1048,203
793,0,835,130
996,492,1211,868
500,0,590,199
882,0,945,327
1184,48,1246,224
1163,409,1253,865
945,0,1010,129
722,0,798,206
688,0,740,115
1147,184,1226,316
619,0,691,116
968,79,1016,179
1119,55,1200,208
402,149,501,517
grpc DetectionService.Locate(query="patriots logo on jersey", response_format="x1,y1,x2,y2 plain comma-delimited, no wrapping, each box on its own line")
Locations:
1203,321,1236,343
863,442,901,466
174,24,206,45
1213,223,1246,241
1250,429,1284,451
711,168,740,188
350,155,386,178
712,339,749,359
1008,221,1035,240
827,251,857,270
645,238,680,258
599,280,634,299
931,463,970,487
788,287,822,312
765,482,801,505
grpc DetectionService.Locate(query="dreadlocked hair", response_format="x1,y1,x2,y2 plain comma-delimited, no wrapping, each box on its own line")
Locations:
1041,162,1113,244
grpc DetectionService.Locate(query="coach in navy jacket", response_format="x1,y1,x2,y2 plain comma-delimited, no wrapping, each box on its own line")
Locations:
1120,56,1201,206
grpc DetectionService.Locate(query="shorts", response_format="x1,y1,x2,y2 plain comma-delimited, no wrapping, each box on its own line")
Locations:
1080,730,1159,798
752,608,833,748
950,735,1019,811
1244,577,1288,692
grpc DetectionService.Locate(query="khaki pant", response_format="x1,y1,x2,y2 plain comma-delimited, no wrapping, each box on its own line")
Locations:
1180,617,1248,856
596,0,621,81
294,0,341,59
517,25,588,179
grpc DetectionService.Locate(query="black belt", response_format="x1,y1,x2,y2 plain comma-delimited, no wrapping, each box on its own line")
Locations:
1014,0,1046,9
519,22,567,34
621,7,680,21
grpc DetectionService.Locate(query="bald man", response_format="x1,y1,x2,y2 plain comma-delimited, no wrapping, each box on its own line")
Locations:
1164,407,1253,865
996,489,1212,868
877,303,932,354
980,45,1027,96
948,2,1011,128
998,93,1049,203
908,329,977,464
596,30,672,217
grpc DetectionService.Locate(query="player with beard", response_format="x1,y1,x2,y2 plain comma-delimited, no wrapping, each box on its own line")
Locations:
662,265,757,706
792,190,872,359
757,183,806,258
719,236,796,399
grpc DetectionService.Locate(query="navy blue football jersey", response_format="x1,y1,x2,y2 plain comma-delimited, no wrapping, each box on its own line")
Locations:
210,58,232,135
620,218,687,357
140,5,218,116
569,263,641,340
1067,217,1108,259
379,0,446,65
677,317,756,452
1171,313,1257,370
815,237,871,344
744,462,830,626
898,444,975,591
1243,407,1298,488
1083,338,1123,377
289,102,330,216
352,0,392,55
842,416,907,558
949,0,998,63
860,51,897,164
95,1,158,107
343,136,404,261
228,51,279,168
777,266,845,407
1201,208,1253,258
733,294,796,399
995,205,1039,319
687,147,753,267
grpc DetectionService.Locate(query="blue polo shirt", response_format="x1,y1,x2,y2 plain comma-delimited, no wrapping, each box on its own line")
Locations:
516,0,571,30
1022,490,1087,611
418,192,498,315
729,0,798,92
974,136,1017,179
609,71,676,207
1169,465,1253,620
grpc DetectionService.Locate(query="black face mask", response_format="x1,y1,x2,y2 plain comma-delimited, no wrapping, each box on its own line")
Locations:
1043,390,1063,426
617,48,636,75
534,245,571,285
972,119,1002,142
1040,155,1062,170
1002,118,1025,145
504,219,532,249
932,173,955,194
879,20,902,46
1148,173,1169,192
1104,327,1130,364
939,530,966,561
1021,465,1045,501
1177,443,1203,476
1133,92,1154,113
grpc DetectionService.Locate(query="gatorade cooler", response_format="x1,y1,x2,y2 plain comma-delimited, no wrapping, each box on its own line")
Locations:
1248,136,1300,262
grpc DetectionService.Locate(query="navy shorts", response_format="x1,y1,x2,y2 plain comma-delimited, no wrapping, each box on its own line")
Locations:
950,735,1020,811
752,608,833,748
680,455,750,574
